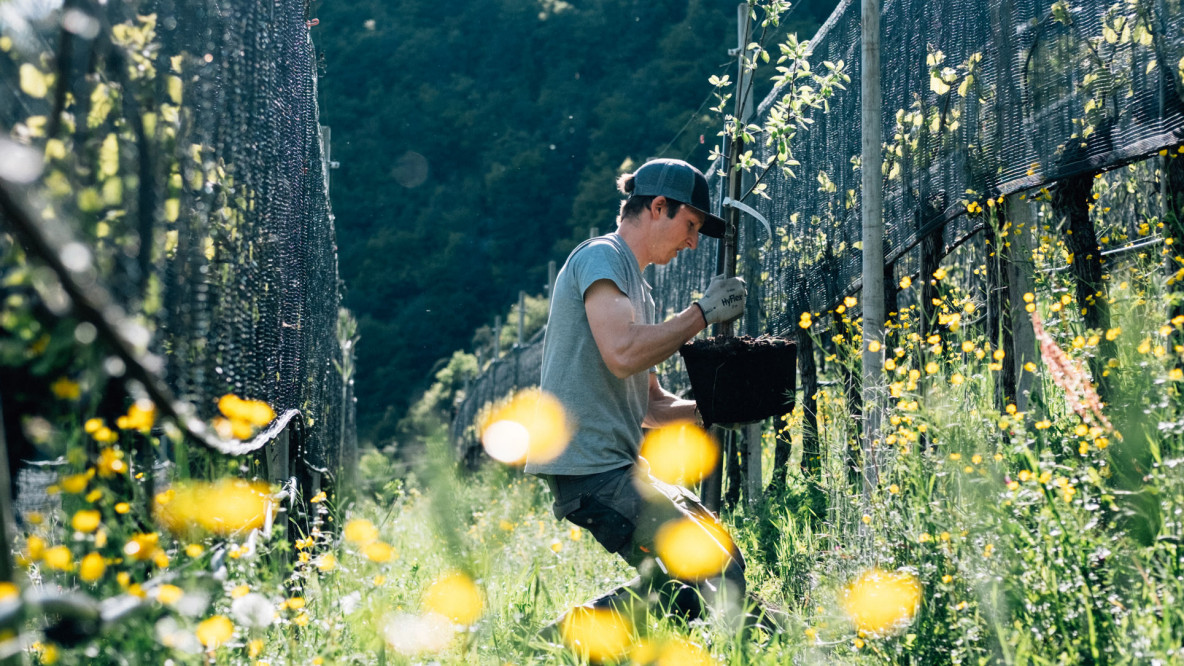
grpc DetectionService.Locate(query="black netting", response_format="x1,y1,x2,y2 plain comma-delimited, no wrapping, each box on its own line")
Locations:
2,0,350,474
654,0,1183,337
452,0,1184,449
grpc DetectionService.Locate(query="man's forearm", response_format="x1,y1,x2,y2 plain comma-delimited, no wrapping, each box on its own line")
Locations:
607,306,705,378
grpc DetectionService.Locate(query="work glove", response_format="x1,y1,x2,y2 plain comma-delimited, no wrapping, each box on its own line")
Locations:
694,275,747,325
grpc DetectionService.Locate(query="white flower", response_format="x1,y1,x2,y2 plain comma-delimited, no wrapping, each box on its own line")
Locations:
231,592,274,628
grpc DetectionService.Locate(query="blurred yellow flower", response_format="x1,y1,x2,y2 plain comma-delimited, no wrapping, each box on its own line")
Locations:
480,389,571,466
286,597,306,610
639,422,718,486
84,418,104,434
231,585,250,598
116,400,156,433
60,470,94,494
43,546,73,571
50,377,81,400
309,491,327,503
560,606,632,663
653,517,735,581
316,553,337,572
218,394,276,427
842,568,921,636
123,532,161,561
423,571,484,625
0,582,18,601
653,636,712,666
344,519,379,545
72,509,102,533
156,479,272,538
899,276,912,289
364,542,396,563
196,615,234,649
156,584,184,605
78,552,105,582
97,448,128,477
568,526,582,541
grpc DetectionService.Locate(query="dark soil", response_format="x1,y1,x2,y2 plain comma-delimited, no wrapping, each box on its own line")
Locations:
678,335,797,427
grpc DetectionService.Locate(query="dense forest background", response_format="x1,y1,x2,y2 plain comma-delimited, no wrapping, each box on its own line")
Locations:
313,0,837,445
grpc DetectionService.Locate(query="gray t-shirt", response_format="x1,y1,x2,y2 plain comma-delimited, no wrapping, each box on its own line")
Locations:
525,233,654,476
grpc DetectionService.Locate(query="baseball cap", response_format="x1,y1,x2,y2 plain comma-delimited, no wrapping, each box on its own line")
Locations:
631,158,726,238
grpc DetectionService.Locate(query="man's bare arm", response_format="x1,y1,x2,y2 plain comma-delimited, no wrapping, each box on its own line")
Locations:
643,373,696,428
584,279,705,379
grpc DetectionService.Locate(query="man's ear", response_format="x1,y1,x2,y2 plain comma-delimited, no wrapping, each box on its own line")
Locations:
650,196,667,219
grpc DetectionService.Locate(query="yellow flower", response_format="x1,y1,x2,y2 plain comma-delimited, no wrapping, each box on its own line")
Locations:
653,517,735,581
249,639,264,658
50,377,81,400
560,606,632,663
43,546,73,571
91,427,118,444
925,361,939,374
78,552,106,582
363,542,397,563
423,571,484,625
933,267,947,280
316,553,337,572
480,389,572,466
309,491,327,503
639,422,717,486
231,585,250,598
568,526,582,541
123,532,161,561
899,276,912,289
343,519,379,545
0,582,18,601
196,615,234,649
156,584,184,605
286,597,306,610
97,448,128,477
156,479,272,538
950,373,964,386
186,543,206,557
114,502,130,514
116,400,156,433
84,418,104,434
842,568,921,636
217,394,276,427
60,470,94,494
72,509,102,533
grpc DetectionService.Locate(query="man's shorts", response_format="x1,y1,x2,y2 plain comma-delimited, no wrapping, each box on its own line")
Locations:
543,463,744,576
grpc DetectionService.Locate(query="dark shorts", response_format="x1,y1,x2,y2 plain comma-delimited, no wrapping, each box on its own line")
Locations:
543,464,744,576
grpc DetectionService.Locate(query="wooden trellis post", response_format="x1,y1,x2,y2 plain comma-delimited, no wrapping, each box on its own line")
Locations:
986,210,1018,410
1004,195,1040,412
860,0,886,496
1052,170,1115,403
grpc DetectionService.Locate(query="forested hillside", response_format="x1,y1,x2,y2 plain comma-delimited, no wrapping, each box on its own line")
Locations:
313,0,835,443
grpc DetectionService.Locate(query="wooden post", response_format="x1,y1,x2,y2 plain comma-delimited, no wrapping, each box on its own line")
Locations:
705,2,753,513
835,310,863,489
860,0,885,497
986,209,1017,410
493,315,503,359
1052,171,1114,402
517,291,525,347
0,399,16,587
1005,195,1040,412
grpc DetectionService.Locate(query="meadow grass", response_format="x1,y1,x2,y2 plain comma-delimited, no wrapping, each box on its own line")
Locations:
13,164,1184,664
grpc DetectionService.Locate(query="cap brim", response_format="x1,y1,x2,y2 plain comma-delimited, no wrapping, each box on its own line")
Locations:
697,211,726,239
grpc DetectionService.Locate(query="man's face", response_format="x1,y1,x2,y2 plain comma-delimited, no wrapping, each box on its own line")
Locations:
651,199,704,265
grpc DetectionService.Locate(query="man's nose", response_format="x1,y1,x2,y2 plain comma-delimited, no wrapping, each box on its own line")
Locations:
688,233,698,251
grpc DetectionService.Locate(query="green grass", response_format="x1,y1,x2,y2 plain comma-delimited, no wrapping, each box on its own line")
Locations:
13,163,1184,664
